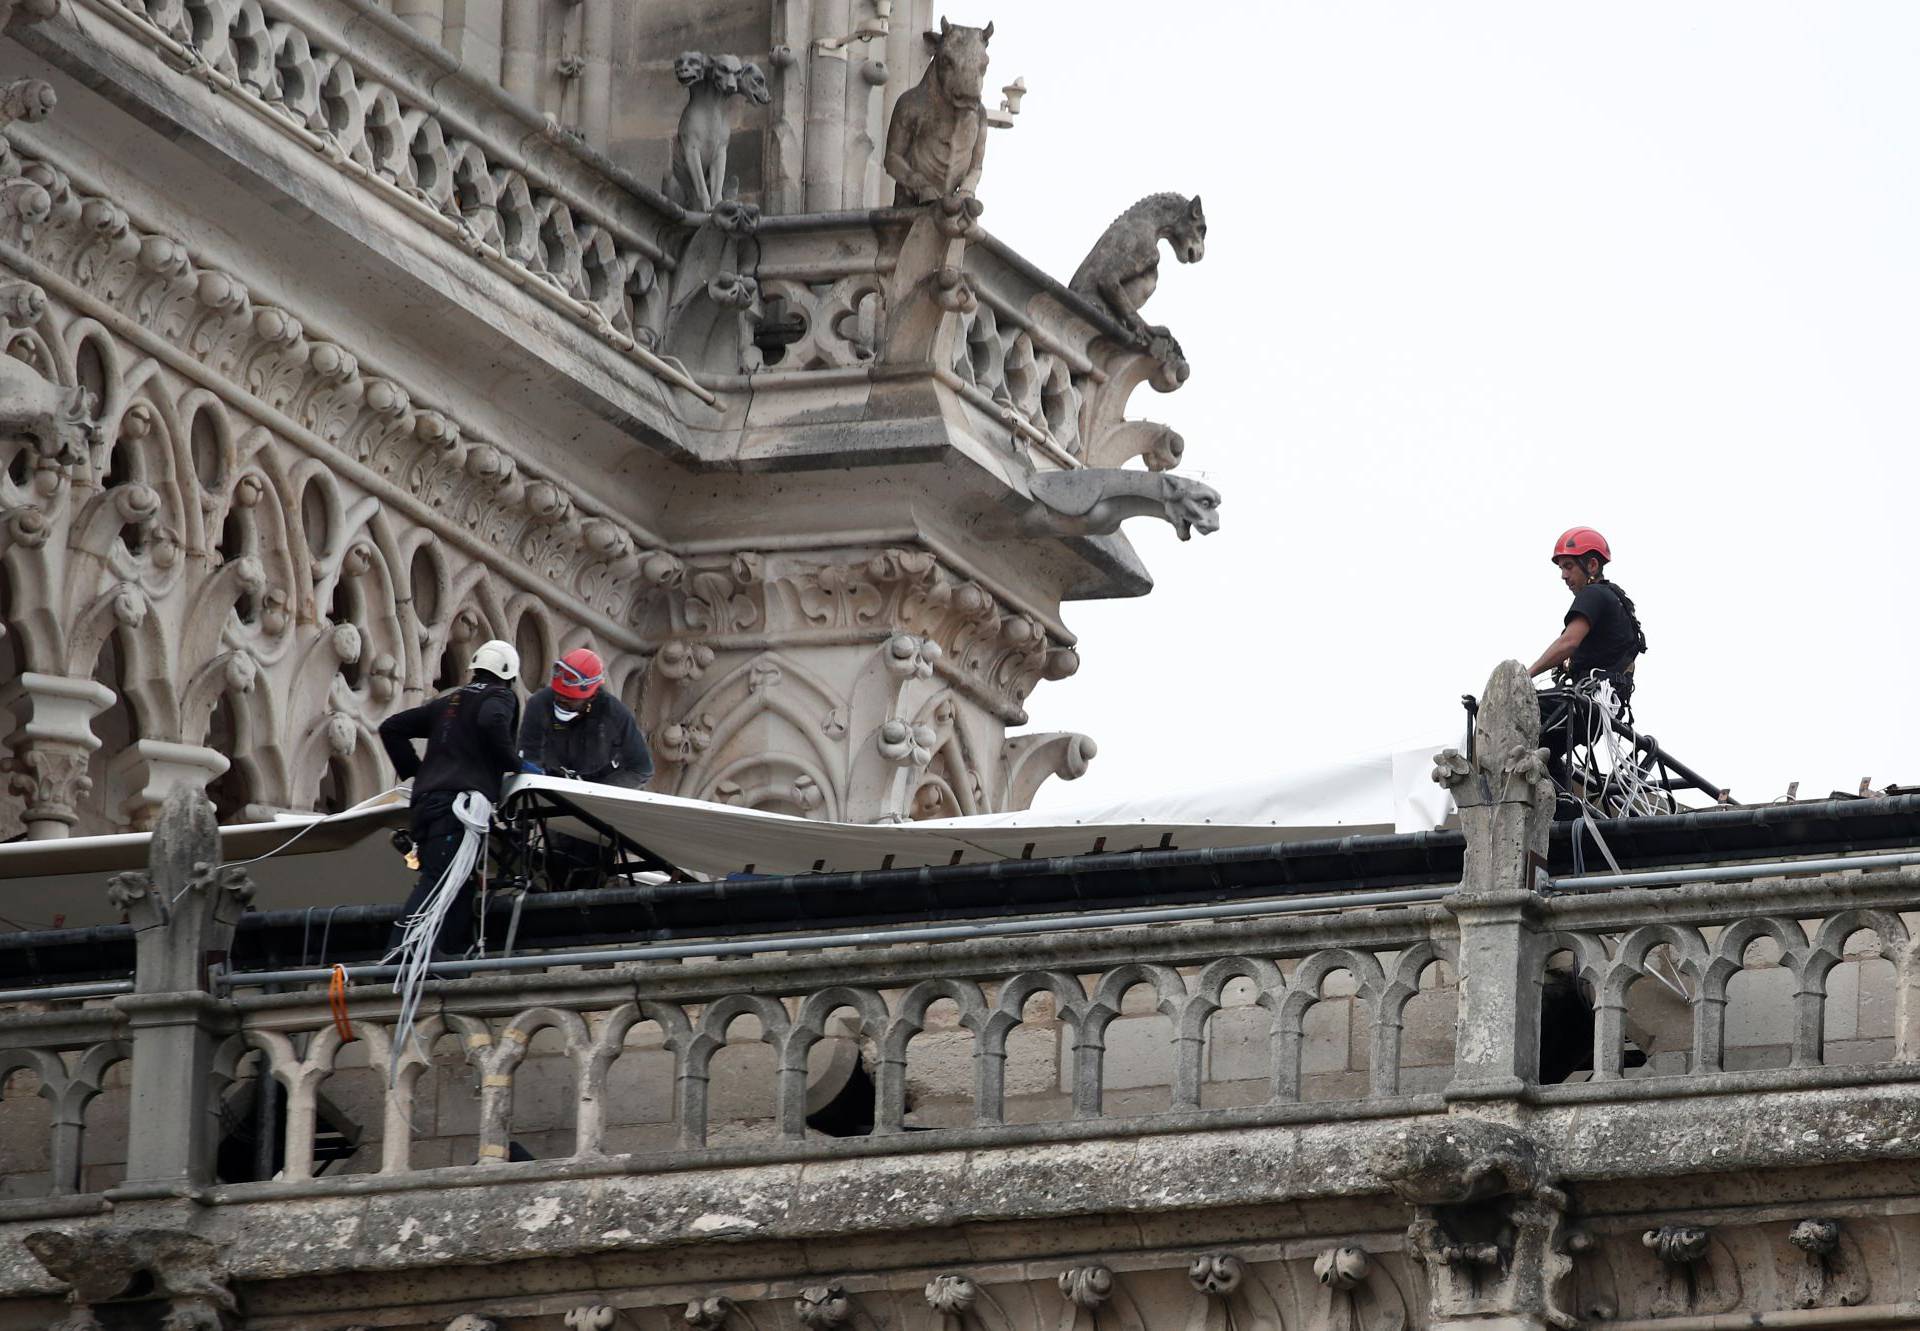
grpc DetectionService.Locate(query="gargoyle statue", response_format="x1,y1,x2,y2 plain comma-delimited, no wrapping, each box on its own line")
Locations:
1367,1118,1563,1210
884,19,993,204
0,283,98,468
1070,193,1207,347
1025,468,1221,542
664,52,772,212
25,1228,238,1331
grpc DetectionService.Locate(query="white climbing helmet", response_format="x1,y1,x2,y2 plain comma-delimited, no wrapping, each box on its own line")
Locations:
470,639,520,682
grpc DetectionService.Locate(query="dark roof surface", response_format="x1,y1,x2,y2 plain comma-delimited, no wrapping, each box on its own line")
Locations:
3,794,1917,986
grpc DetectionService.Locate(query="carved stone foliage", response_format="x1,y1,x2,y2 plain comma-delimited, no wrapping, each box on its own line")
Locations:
640,547,1087,819
1785,1218,1868,1310
1562,1214,1908,1323
0,261,632,829
0,139,670,621
1639,1224,1739,1319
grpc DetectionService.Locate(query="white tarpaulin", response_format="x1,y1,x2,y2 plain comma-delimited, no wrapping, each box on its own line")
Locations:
0,800,409,929
508,743,1454,880
0,747,1456,929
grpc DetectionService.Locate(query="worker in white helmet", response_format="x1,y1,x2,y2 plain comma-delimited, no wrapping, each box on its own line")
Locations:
377,640,527,956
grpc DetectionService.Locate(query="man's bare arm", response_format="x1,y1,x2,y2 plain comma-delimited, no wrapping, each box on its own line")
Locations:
1528,616,1590,677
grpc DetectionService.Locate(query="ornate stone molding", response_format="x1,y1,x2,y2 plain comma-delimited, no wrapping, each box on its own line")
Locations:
0,141,673,633
35,0,703,397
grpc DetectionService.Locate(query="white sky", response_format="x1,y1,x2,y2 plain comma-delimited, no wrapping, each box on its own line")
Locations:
956,2,1920,810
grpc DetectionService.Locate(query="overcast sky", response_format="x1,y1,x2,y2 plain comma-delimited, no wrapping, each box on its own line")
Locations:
954,2,1920,811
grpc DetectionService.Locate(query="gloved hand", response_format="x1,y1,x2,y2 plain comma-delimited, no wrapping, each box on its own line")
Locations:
519,759,544,775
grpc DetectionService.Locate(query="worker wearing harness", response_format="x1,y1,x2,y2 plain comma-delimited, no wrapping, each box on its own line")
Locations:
518,648,653,789
377,639,526,956
1527,527,1648,790
1528,526,1645,694
517,647,653,889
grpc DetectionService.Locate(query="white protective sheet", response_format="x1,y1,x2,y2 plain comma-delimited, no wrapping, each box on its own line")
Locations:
0,748,1456,930
0,799,409,929
509,743,1454,880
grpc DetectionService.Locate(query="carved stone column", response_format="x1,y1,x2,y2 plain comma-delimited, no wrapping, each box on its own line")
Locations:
1,671,116,839
108,739,232,831
108,787,251,1195
1433,660,1554,1098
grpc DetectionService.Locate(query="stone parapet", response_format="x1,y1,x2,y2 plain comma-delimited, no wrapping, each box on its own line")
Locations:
4,687,1920,1327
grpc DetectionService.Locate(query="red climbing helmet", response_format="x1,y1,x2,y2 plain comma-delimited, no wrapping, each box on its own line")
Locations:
1551,527,1611,565
551,647,606,702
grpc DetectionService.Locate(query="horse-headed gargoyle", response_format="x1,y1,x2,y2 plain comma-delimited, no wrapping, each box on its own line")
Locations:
664,51,772,212
1024,468,1221,542
885,18,994,205
0,281,98,469
1070,193,1206,350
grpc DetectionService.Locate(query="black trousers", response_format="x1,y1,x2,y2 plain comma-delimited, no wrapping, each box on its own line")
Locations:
388,792,477,957
1541,676,1634,788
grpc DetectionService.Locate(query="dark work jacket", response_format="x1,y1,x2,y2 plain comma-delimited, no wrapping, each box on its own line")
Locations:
518,687,653,788
378,679,521,807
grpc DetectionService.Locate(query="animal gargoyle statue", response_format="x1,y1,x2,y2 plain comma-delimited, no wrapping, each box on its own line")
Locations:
0,283,97,468
664,52,772,212
884,18,994,204
1070,193,1207,348
1025,468,1221,542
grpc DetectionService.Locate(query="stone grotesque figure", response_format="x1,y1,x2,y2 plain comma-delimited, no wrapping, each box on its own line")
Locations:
1025,469,1222,542
1070,193,1207,346
665,52,772,212
1367,1119,1577,1330
1368,1118,1562,1210
884,19,994,204
25,1227,239,1331
0,282,97,467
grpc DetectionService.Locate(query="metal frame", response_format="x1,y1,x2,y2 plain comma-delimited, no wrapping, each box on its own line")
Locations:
1529,683,1726,818
497,785,682,881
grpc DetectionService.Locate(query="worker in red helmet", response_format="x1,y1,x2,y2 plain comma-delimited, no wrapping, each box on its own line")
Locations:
518,647,654,890
518,647,654,789
1527,527,1647,695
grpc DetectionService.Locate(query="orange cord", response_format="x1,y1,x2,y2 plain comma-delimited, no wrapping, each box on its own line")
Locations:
327,964,353,1042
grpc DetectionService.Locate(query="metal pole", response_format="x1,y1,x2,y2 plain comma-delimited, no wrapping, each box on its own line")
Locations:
0,979,134,1004
1548,849,1920,894
218,884,1457,990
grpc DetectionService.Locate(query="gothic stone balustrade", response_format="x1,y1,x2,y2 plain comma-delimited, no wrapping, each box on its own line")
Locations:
3,856,1920,1328
0,864,1913,1183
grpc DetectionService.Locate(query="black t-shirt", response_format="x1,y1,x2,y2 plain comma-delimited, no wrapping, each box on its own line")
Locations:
1566,584,1637,682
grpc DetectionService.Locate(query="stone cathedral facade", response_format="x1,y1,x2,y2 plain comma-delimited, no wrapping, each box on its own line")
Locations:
0,0,1217,840
7,5,1917,1331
